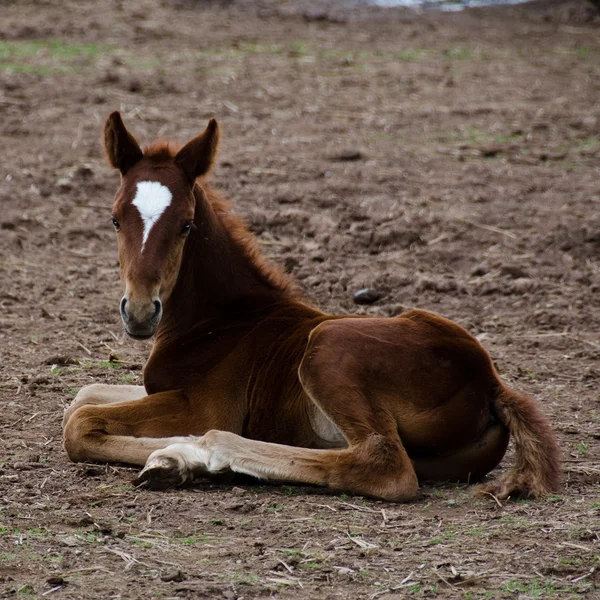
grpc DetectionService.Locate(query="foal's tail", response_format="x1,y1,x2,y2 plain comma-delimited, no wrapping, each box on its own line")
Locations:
477,386,561,499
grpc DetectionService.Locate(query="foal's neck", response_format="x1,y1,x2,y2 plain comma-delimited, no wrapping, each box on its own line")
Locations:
157,183,294,341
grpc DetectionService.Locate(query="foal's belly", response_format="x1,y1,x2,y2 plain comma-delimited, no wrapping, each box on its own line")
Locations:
306,382,491,454
309,404,347,448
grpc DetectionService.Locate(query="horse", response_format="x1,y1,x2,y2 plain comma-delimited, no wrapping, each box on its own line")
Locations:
62,112,560,502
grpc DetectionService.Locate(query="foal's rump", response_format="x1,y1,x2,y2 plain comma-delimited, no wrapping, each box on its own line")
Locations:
384,310,513,482
301,308,511,481
416,381,561,496
394,373,500,460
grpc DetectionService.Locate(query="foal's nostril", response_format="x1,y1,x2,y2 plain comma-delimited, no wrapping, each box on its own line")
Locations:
120,297,129,322
153,300,162,319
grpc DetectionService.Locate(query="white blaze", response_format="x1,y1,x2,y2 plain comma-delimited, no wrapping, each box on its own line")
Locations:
131,181,173,252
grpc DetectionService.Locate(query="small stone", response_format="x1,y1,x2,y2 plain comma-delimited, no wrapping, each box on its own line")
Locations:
43,355,80,366
416,275,457,293
500,264,529,279
275,194,301,204
75,164,94,179
331,150,364,162
78,466,103,478
161,569,185,582
471,264,489,277
60,535,82,547
283,257,299,273
302,10,346,24
570,116,597,130
127,78,143,93
302,10,329,22
373,228,423,249
353,288,383,305
13,461,45,470
56,178,72,191
531,121,550,131
388,304,407,317
511,278,539,294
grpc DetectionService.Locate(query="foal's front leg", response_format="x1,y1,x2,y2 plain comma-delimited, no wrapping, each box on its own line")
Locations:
63,389,201,466
136,428,417,501
63,383,147,428
137,430,336,489
137,319,420,501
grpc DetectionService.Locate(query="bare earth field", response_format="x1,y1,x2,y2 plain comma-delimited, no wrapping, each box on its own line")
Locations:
1,0,599,598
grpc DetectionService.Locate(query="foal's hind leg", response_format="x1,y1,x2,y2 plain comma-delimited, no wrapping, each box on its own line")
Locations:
297,322,420,500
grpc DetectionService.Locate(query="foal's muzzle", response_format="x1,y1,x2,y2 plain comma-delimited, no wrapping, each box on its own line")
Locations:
120,296,162,340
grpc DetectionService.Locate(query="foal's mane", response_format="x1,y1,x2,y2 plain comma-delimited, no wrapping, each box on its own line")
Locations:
143,141,181,163
143,140,298,298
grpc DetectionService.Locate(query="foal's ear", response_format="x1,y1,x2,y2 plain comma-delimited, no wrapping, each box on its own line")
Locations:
174,119,219,184
104,111,143,175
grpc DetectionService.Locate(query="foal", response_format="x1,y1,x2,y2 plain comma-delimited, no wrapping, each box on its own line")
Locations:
63,112,560,501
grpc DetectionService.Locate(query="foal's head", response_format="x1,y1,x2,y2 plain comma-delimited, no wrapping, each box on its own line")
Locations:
104,111,219,339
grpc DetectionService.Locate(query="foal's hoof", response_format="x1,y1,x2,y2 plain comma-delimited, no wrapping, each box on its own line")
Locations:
135,456,187,490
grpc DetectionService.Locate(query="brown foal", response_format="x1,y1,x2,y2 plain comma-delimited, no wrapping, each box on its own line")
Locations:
62,112,560,502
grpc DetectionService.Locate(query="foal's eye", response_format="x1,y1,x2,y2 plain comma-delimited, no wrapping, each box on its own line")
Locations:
112,218,120,231
181,222,192,235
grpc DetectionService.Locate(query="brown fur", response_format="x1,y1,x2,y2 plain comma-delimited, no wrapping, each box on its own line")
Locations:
62,113,561,502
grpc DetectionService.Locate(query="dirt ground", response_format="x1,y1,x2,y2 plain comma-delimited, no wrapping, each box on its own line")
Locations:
1,0,600,598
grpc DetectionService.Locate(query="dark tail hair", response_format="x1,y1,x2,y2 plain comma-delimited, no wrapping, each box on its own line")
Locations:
477,387,560,499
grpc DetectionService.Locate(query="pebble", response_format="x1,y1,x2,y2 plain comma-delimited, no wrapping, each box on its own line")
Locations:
353,288,383,305
388,304,407,317
56,178,72,191
511,277,539,294
13,462,46,471
500,264,529,279
331,150,364,162
161,570,185,582
416,275,458,293
77,466,103,478
471,263,489,277
60,535,83,547
75,164,94,179
43,355,80,366
127,78,142,93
